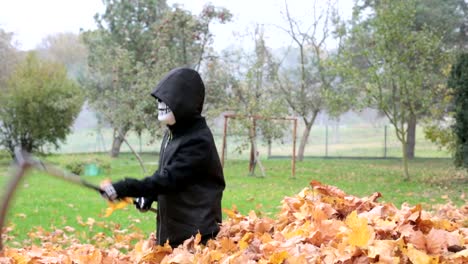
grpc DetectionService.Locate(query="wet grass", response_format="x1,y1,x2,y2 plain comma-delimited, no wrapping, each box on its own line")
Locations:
0,153,465,247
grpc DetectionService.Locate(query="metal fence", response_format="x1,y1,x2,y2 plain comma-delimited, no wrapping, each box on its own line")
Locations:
38,109,450,159
219,111,451,160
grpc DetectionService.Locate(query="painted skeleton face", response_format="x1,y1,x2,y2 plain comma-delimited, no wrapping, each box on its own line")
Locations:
157,99,176,125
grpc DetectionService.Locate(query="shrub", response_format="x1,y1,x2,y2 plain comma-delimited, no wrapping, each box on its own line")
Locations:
0,52,83,155
64,155,111,176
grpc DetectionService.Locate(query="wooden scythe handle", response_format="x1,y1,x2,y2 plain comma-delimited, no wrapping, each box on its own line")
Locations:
0,161,31,252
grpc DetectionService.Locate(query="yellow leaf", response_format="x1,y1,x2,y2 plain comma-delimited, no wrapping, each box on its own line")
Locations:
104,197,133,217
209,250,224,262
239,232,253,250
432,219,458,232
345,210,372,247
223,206,243,221
194,232,202,246
269,251,288,264
406,244,439,264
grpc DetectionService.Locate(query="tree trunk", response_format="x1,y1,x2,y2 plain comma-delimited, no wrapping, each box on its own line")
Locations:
249,118,257,175
120,133,147,174
401,139,410,181
406,114,416,159
19,137,34,153
297,121,313,161
333,121,340,144
267,139,272,158
249,136,265,177
110,127,127,157
249,141,255,175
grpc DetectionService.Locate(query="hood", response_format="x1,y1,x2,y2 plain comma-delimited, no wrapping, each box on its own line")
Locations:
151,67,205,124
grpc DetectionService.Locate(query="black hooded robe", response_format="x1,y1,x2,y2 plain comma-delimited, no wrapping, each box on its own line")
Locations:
112,67,225,247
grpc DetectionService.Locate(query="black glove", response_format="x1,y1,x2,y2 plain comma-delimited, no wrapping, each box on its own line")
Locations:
134,197,153,213
100,183,118,201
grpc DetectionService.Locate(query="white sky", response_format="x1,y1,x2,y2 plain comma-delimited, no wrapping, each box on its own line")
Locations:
0,0,353,51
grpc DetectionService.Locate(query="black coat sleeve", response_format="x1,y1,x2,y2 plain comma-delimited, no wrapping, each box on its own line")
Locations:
112,136,210,198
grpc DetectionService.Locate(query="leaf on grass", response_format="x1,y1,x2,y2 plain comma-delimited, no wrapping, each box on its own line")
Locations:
15,213,26,219
64,226,75,232
223,206,244,221
310,180,346,198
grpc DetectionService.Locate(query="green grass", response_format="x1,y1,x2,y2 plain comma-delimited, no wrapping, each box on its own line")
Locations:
0,153,466,247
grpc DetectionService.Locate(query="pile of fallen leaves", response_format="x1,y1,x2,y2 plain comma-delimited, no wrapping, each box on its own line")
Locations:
1,180,467,263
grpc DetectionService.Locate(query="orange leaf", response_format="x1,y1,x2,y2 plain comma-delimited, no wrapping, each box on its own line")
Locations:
219,237,237,253
310,180,346,198
140,243,172,263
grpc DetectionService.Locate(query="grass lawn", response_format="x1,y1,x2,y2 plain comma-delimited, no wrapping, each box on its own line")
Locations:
0,153,466,247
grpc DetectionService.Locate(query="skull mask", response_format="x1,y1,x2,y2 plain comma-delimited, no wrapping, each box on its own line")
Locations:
157,99,176,125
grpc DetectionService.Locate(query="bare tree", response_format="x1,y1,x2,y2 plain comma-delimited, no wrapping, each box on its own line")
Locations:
0,29,19,88
275,0,344,161
36,33,88,79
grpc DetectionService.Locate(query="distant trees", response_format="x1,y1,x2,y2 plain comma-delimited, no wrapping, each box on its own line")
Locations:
339,0,451,179
1,1,462,167
354,0,466,160
0,53,83,155
36,33,88,79
81,0,231,157
0,29,19,88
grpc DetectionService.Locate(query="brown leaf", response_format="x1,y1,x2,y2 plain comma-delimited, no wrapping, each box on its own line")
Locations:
425,229,448,255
